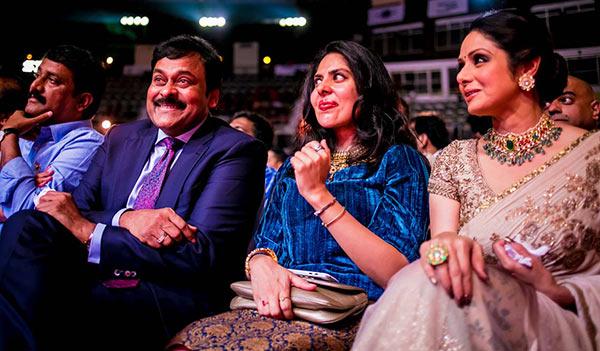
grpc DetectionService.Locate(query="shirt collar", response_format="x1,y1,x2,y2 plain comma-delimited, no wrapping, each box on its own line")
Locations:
40,119,94,143
155,117,205,145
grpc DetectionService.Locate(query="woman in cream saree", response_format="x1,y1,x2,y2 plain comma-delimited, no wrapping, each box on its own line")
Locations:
353,131,600,350
353,9,600,351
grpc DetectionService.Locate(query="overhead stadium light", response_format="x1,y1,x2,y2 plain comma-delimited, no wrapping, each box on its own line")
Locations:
199,17,226,28
279,17,307,27
120,16,149,26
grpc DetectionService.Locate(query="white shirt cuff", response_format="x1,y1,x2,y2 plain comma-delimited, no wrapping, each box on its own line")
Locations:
87,223,106,264
112,208,131,227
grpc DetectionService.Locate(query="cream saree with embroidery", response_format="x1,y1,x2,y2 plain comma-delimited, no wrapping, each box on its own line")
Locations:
352,132,600,351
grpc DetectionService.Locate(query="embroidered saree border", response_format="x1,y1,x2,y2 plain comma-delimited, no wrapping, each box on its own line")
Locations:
461,132,594,228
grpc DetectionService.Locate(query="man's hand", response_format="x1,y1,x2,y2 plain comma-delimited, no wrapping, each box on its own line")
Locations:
1,111,53,168
120,208,197,249
36,191,95,243
3,110,53,135
35,166,54,187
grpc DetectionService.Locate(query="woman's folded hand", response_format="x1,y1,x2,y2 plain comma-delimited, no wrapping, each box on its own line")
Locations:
249,256,317,319
419,232,488,306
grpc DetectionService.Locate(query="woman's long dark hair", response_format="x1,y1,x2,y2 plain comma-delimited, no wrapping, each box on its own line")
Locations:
296,40,416,163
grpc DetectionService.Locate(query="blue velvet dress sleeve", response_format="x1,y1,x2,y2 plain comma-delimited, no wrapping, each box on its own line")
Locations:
253,161,289,259
252,145,429,300
366,145,430,262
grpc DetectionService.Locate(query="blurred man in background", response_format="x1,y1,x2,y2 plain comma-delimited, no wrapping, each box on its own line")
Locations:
410,114,450,164
547,75,600,130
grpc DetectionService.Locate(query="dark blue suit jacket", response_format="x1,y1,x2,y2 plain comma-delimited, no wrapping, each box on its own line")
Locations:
73,116,266,338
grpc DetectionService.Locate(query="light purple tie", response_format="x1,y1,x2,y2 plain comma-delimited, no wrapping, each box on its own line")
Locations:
133,137,180,210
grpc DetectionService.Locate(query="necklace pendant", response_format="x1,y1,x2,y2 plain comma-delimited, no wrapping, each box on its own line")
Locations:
505,139,514,151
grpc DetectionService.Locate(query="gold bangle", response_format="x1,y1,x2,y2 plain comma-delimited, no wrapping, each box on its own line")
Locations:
245,248,278,279
322,207,346,228
313,197,337,217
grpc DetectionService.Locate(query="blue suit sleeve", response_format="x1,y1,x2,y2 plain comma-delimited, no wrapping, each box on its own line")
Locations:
95,138,266,280
72,129,118,225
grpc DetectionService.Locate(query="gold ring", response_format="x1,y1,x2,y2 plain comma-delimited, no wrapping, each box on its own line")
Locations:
157,232,167,243
426,243,449,266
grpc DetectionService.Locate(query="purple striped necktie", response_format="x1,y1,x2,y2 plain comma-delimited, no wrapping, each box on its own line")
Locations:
133,137,181,210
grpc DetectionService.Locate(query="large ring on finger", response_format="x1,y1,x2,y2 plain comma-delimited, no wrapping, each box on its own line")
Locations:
312,144,324,152
157,232,167,244
426,243,449,266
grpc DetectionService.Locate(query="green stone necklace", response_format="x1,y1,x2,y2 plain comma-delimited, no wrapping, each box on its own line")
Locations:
482,113,562,166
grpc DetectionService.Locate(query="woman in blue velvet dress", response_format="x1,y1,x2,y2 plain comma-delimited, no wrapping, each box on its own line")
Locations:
168,40,430,351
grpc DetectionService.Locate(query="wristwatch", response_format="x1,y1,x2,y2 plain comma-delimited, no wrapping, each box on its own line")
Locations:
0,128,19,143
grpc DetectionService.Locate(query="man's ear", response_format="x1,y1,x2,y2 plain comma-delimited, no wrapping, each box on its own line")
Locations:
76,92,94,113
207,89,220,109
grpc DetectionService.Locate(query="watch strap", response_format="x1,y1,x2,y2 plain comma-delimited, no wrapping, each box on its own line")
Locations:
0,128,19,143
2,128,19,136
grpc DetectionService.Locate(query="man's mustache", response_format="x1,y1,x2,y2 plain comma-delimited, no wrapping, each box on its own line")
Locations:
29,91,46,104
153,97,186,109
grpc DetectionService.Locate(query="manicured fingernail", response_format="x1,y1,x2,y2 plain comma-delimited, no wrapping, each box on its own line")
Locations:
429,277,437,285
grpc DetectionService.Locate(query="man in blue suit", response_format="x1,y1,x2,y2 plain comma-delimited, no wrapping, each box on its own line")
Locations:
0,35,265,350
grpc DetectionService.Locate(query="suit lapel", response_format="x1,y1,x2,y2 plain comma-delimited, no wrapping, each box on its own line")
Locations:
112,125,158,208
154,118,217,209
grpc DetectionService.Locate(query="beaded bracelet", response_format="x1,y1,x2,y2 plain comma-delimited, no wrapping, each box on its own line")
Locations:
244,247,278,279
322,207,346,228
313,197,337,217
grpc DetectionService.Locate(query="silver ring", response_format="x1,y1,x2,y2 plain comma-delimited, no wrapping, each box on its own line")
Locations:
312,144,324,152
157,232,167,243
279,296,290,303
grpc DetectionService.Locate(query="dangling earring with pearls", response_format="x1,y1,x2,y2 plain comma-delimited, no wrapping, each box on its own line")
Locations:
518,74,535,91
